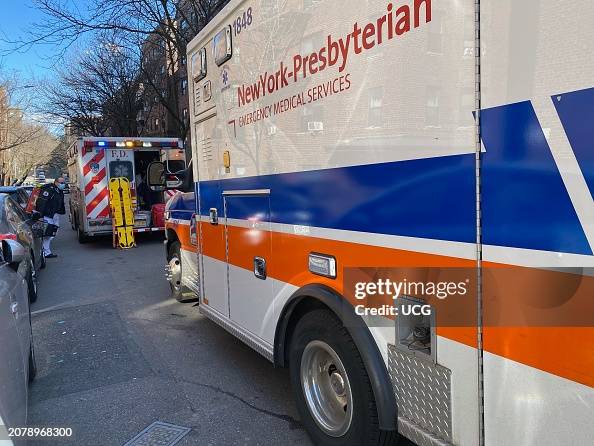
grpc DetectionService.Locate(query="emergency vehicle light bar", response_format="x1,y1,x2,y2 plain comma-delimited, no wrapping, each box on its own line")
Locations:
83,140,179,150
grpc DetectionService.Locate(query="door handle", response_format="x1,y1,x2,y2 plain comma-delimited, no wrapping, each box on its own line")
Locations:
254,257,266,280
209,208,218,225
10,301,18,315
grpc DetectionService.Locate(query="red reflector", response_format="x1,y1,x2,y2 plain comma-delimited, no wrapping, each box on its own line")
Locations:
0,233,17,240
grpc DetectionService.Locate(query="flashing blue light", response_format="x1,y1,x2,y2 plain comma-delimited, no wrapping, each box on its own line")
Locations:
97,141,107,147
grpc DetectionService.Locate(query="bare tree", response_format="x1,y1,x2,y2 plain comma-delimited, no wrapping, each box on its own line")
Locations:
7,0,228,140
0,77,41,152
40,37,146,137
4,123,58,185
0,75,56,184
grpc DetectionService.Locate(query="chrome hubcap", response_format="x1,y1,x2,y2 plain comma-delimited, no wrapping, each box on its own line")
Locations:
168,255,182,291
300,340,353,437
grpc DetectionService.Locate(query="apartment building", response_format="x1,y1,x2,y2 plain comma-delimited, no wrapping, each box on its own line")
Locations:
138,0,229,153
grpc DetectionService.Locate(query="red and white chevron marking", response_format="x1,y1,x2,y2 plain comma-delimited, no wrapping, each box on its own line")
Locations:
164,189,180,202
82,149,110,218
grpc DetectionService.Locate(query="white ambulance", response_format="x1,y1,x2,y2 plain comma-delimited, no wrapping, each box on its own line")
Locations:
150,0,594,445
67,137,185,242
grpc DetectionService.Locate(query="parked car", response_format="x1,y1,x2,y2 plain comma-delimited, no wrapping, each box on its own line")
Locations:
0,186,39,211
19,185,35,196
0,189,45,303
0,239,37,442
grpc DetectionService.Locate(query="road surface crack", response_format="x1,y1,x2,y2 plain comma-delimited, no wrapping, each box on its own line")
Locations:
194,382,303,430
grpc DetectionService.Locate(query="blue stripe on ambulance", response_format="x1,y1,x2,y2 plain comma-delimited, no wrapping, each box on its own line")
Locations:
196,93,592,256
552,86,594,199
480,100,591,255
200,155,477,244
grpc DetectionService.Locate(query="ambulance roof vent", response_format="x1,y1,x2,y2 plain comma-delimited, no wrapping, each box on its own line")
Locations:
193,82,202,110
201,137,213,161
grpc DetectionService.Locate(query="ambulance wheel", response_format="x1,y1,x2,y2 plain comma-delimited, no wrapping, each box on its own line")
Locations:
289,309,399,446
167,242,196,303
77,226,88,243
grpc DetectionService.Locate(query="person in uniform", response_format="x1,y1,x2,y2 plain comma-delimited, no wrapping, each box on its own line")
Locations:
35,177,66,258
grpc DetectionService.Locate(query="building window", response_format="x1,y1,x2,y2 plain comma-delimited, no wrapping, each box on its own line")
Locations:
181,55,186,66
426,86,440,126
301,31,322,55
154,118,160,129
301,104,324,132
460,86,475,111
303,0,321,10
368,87,383,128
181,79,188,95
160,65,166,75
183,108,188,121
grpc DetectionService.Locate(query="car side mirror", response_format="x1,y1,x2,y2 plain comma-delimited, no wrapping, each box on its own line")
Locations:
1,239,26,265
180,167,193,193
147,161,166,191
147,161,189,192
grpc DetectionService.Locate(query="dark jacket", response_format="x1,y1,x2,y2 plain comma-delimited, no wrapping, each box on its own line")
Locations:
35,183,66,218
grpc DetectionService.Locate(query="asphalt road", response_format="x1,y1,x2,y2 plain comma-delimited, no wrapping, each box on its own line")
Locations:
27,211,414,446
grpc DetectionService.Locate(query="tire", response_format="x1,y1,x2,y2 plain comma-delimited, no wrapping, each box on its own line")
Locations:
167,241,196,303
77,225,88,243
40,251,46,270
27,257,38,304
28,342,37,383
289,309,399,446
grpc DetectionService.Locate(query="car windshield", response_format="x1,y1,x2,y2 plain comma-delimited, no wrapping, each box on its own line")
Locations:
13,189,30,210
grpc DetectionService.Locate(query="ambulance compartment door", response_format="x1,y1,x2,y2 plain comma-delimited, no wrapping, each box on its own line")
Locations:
195,113,229,317
223,191,273,341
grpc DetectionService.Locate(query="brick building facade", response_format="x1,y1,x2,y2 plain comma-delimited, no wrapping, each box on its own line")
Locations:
138,0,229,154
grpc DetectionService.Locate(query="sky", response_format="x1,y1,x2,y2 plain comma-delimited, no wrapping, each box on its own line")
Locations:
1,0,54,80
0,0,91,82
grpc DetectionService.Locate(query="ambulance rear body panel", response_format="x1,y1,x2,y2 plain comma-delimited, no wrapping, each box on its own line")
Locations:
186,0,594,445
67,137,185,238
